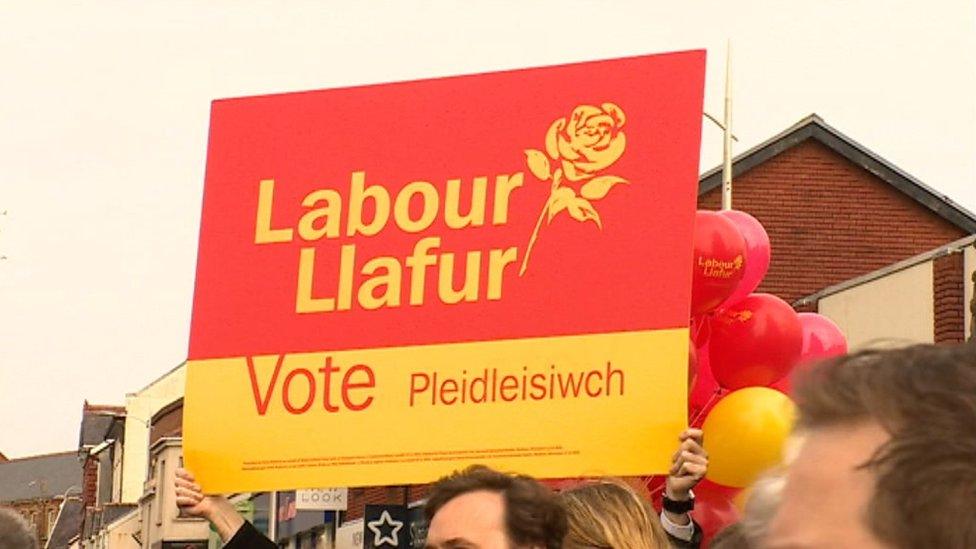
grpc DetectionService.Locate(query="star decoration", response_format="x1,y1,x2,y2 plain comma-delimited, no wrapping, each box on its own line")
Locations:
367,510,404,547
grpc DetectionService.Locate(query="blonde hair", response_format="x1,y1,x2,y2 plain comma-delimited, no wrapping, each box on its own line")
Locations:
558,480,671,549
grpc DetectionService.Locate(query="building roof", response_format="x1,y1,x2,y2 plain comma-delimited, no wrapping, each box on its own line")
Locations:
100,504,137,527
82,403,125,415
127,361,186,397
79,401,126,448
699,114,976,233
0,452,82,503
47,499,84,549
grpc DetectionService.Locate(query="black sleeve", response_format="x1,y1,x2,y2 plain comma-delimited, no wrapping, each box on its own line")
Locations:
223,520,277,549
665,519,702,549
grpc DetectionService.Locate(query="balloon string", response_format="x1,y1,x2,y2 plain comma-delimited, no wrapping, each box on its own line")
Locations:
691,316,707,342
648,386,726,499
690,388,725,427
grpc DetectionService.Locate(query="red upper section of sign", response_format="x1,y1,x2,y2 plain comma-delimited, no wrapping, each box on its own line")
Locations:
189,51,706,359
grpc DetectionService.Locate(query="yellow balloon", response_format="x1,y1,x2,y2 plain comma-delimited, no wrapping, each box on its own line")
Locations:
702,387,796,488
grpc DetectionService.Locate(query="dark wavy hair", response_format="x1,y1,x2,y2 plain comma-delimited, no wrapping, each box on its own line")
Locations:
793,342,976,548
425,465,567,549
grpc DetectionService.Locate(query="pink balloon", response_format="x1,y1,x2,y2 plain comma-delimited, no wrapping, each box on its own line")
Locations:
798,313,848,363
691,211,747,316
773,314,848,395
719,210,771,306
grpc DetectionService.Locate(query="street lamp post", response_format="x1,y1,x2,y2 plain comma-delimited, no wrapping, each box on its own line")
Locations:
702,41,737,210
721,41,733,211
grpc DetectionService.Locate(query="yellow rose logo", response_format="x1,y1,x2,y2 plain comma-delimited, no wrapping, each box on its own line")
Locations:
550,103,627,182
520,103,631,276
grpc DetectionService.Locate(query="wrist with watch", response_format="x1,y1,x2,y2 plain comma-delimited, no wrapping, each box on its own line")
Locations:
662,489,695,514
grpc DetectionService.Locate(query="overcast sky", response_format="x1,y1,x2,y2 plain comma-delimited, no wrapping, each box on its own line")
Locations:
1,1,974,458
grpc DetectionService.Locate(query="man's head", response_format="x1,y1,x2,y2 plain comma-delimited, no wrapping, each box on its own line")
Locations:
0,507,37,549
766,343,976,548
424,465,566,549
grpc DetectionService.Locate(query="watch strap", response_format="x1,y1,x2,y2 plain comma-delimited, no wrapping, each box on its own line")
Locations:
662,492,695,514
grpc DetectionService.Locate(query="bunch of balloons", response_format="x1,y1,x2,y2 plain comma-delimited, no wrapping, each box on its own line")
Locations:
686,209,848,540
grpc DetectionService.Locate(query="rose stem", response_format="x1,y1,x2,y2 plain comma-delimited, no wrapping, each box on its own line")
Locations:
519,199,551,276
519,170,562,276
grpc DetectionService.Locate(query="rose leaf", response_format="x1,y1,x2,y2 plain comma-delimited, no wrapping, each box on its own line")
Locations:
547,187,575,224
580,176,629,200
525,149,551,181
545,119,566,160
569,197,602,229
548,198,568,224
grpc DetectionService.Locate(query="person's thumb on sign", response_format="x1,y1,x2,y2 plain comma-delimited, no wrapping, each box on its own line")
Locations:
175,468,248,543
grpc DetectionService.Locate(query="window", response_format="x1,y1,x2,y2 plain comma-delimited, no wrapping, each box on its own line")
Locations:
47,508,58,537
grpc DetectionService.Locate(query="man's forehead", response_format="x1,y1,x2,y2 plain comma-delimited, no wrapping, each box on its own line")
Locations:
765,422,891,548
427,490,507,547
795,422,889,463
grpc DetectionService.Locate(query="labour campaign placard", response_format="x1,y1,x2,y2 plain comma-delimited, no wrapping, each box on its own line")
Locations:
185,51,706,492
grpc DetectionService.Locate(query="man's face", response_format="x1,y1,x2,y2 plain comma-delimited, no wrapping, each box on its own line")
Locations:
765,421,891,548
425,490,510,549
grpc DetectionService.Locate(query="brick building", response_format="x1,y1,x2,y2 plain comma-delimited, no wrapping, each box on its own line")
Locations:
78,402,126,509
794,234,975,347
76,401,140,549
697,114,975,305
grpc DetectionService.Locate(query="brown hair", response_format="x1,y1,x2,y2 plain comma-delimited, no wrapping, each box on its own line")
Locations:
0,508,37,549
793,343,976,548
558,480,670,549
425,465,567,549
709,522,752,549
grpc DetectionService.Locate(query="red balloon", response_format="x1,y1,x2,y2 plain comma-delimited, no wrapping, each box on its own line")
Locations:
719,210,771,307
698,478,742,500
798,313,848,363
771,374,792,395
691,314,712,348
645,475,667,513
691,211,747,316
692,479,741,545
709,293,802,390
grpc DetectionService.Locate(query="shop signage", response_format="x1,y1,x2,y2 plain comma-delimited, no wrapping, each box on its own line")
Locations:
296,488,348,511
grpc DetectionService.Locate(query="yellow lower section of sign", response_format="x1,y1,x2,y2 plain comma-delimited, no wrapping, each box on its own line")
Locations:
184,329,688,493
